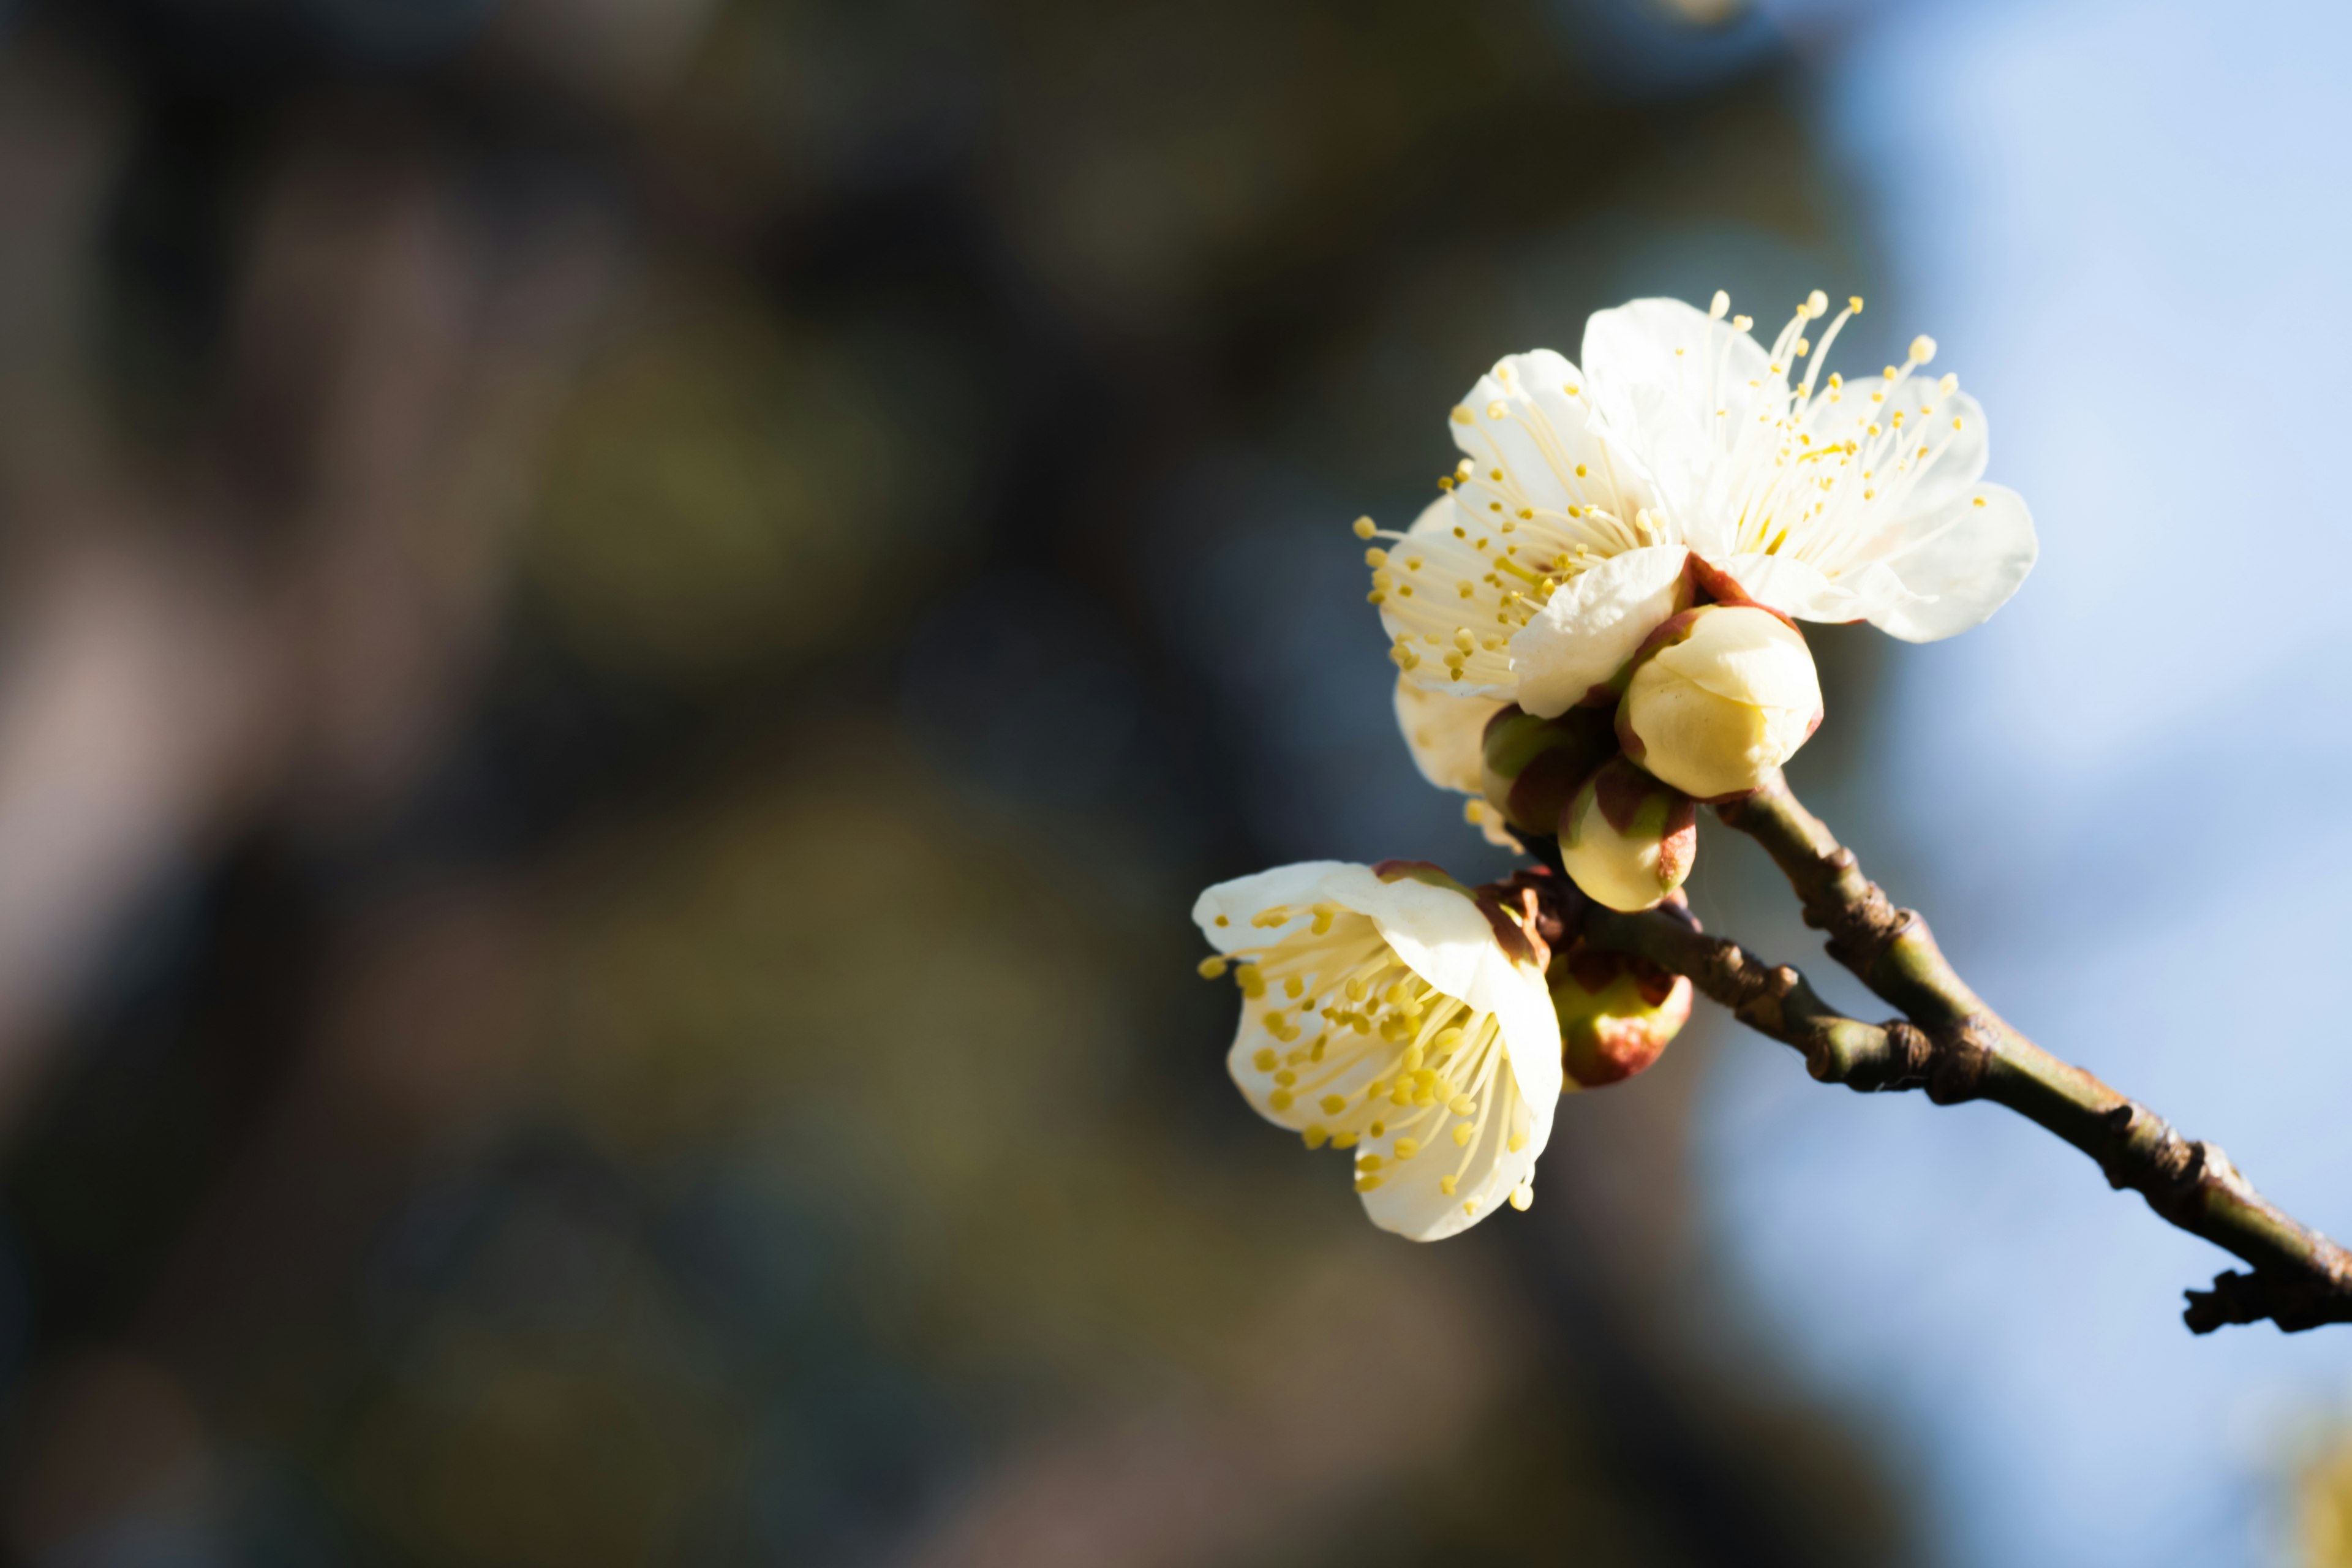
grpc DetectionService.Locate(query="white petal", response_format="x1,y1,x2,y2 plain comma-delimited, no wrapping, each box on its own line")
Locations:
1714,552,1836,620
1580,298,1775,557
1447,349,1655,522
1507,545,1691,718
1881,386,1991,521
1192,862,1365,954
1360,1066,1553,1241
1224,1000,1321,1131
1866,483,2039,643
1393,677,1504,796
1377,496,1521,701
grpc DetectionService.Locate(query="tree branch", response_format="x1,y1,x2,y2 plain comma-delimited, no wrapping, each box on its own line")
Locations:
1567,774,2352,1335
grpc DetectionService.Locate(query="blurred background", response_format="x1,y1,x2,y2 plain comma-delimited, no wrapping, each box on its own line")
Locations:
0,0,2346,1563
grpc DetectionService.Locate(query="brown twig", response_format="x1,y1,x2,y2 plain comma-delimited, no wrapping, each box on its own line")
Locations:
1548,775,2352,1335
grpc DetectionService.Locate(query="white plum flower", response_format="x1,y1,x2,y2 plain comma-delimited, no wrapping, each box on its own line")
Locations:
1193,860,1564,1239
1363,290,2037,722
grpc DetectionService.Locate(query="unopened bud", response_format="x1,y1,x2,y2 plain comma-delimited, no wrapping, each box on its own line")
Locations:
1619,605,1822,802
1558,756,1697,913
1550,948,1693,1088
1479,704,1617,837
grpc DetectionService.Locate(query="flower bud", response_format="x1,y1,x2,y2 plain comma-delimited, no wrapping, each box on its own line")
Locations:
1619,605,1822,802
1558,756,1696,912
1479,704,1617,838
1549,948,1693,1088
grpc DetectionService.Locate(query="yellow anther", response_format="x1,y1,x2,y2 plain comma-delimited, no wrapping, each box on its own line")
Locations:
1450,407,1472,425
1909,334,1937,364
1214,914,1229,927
1402,1045,1425,1072
1394,1137,1420,1159
1434,1028,1464,1049
1197,956,1228,979
1365,547,1388,567
1366,590,1385,606
1283,976,1303,998
1353,516,1376,538
1319,1094,1348,1116
1973,496,1987,507
1732,314,1752,331
1368,1120,1386,1137
1332,1131,1359,1149
1452,1125,1474,1147
1453,628,1476,654
1487,401,1507,419
1357,1155,1383,1173
1457,581,1474,598
1355,1175,1383,1193
1509,1185,1533,1212
1302,1125,1329,1149
1849,295,1864,314
1806,288,1828,317
1273,1069,1296,1087
1269,1090,1292,1110
1439,1174,1459,1196
1449,1095,1477,1116
1507,1132,1528,1153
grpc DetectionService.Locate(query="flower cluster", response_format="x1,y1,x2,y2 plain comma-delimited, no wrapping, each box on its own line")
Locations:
1199,292,2036,1238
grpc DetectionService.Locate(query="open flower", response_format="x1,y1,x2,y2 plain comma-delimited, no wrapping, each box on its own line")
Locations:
1194,860,1564,1239
1363,291,2036,722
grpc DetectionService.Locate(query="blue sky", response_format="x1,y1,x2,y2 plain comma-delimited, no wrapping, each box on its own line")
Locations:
1706,2,2352,1562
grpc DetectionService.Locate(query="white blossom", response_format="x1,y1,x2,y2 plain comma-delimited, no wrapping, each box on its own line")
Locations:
1365,292,2036,721
1193,861,1562,1239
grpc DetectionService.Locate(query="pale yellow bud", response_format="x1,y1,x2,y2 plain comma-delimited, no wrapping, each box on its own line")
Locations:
1621,606,1822,801
1559,757,1696,913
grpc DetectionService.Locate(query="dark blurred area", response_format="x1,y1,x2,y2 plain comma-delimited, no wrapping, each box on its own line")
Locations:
0,1,1922,1562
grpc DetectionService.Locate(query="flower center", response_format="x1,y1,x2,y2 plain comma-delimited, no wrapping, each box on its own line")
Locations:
1705,290,1977,576
1204,901,1528,1217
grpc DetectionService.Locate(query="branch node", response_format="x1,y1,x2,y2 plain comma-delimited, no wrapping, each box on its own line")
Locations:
1921,1014,1993,1104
